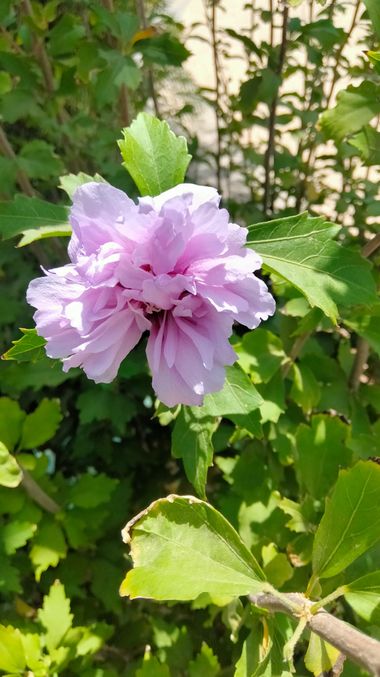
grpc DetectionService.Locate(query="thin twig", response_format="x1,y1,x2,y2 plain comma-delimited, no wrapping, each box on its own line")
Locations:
263,2,288,215
362,232,380,258
21,469,61,514
210,0,222,192
0,125,35,197
135,0,161,118
349,336,369,392
249,592,380,676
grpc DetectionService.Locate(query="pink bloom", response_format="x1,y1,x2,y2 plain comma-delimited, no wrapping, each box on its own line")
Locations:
27,183,275,406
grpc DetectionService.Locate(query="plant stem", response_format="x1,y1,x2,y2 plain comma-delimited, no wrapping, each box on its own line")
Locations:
135,0,161,118
263,2,288,215
249,592,380,676
21,469,60,514
0,125,35,197
349,337,369,392
210,0,222,192
362,232,380,258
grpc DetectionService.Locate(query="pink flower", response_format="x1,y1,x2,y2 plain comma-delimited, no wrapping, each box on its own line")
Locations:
27,182,275,406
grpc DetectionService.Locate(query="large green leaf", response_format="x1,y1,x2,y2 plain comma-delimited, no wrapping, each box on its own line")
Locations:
364,0,380,39
247,213,377,321
295,415,351,498
202,365,263,418
0,195,70,244
344,571,380,622
312,461,380,579
118,113,191,196
0,397,25,451
120,495,266,601
319,82,380,142
171,407,216,499
38,581,73,652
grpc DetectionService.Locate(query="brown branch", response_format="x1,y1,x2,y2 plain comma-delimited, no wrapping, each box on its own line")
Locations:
249,592,380,676
0,125,36,197
22,0,55,93
135,0,160,118
21,469,61,514
263,2,288,215
349,336,370,392
210,0,222,192
362,232,380,258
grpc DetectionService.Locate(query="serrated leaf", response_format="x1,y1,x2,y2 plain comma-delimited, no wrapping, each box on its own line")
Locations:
320,82,380,142
172,408,216,499
290,363,321,414
0,625,26,673
248,212,377,322
189,642,220,677
2,520,36,554
38,581,73,652
66,473,117,508
0,195,70,243
0,443,22,488
2,328,47,362
136,653,170,677
20,398,62,450
312,461,380,579
344,570,380,622
59,172,106,200
30,520,67,581
295,415,351,498
235,329,286,384
118,112,191,196
202,365,263,417
120,495,266,601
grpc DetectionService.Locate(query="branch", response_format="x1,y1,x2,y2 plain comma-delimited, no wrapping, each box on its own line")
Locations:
21,469,61,514
249,592,380,676
0,125,35,197
210,0,222,192
263,2,288,215
362,232,380,259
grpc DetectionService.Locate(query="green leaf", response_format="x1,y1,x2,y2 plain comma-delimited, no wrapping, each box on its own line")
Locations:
235,329,286,384
120,495,266,601
295,415,351,498
349,126,380,165
38,581,73,652
18,140,63,180
20,398,62,450
136,653,170,677
344,570,380,622
30,520,67,581
67,473,117,508
0,625,26,673
118,112,191,196
290,363,321,414
202,365,263,417
2,520,36,554
304,634,340,676
2,328,47,362
0,195,70,243
0,397,25,451
364,0,380,39
172,407,216,499
58,172,106,200
312,461,380,579
248,212,377,322
0,442,22,488
189,643,220,677
234,622,272,677
319,82,380,142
